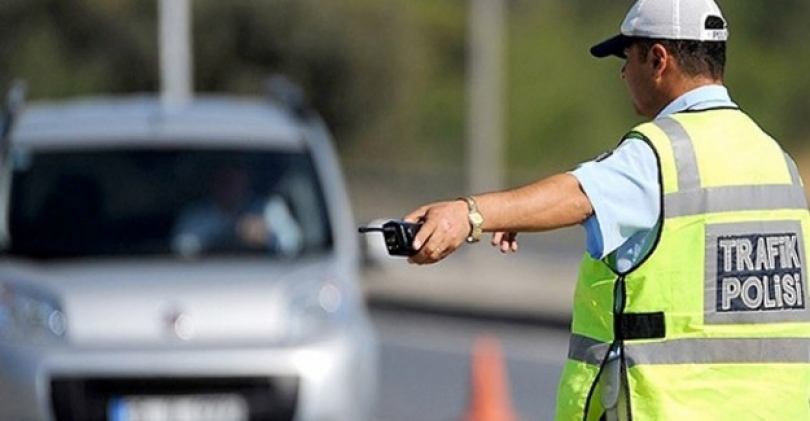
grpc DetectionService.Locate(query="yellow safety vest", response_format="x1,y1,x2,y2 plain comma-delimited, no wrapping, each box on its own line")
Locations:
556,109,810,420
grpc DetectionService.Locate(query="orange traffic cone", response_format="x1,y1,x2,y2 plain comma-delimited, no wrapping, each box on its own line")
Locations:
463,335,520,421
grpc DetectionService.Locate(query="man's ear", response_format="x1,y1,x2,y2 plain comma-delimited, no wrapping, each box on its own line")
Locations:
649,44,667,69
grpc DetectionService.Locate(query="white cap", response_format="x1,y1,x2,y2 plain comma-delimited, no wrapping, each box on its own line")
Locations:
591,0,728,58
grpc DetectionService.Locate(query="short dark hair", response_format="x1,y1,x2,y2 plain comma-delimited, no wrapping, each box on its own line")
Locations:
630,37,726,80
626,15,727,80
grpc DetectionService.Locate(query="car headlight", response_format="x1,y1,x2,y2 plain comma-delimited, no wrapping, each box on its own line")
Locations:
0,283,67,344
283,277,352,343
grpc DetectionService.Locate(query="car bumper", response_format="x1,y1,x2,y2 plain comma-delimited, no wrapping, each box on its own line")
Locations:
0,324,378,421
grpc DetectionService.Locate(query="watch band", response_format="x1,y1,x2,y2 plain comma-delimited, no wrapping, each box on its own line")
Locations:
460,196,484,243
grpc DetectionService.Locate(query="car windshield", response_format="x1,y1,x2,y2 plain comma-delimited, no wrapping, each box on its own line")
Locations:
7,147,333,259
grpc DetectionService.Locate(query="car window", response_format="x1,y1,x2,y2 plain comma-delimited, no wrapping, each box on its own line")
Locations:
8,147,333,259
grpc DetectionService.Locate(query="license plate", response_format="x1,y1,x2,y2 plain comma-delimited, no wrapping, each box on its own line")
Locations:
108,394,249,421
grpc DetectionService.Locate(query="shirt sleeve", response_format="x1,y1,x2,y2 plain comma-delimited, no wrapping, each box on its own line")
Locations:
570,138,660,259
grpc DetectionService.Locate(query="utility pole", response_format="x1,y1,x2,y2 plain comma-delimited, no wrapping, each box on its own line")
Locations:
466,0,506,194
158,0,194,109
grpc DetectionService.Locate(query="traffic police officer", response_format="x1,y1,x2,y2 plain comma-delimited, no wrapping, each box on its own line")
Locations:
404,0,810,419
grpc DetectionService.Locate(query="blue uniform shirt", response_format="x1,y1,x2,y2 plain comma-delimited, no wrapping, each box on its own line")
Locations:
571,85,738,272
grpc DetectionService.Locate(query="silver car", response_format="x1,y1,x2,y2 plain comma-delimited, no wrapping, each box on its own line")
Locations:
0,86,378,420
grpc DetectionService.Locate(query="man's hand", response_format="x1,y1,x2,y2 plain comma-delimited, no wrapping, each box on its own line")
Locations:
403,200,469,264
492,231,519,253
398,173,592,264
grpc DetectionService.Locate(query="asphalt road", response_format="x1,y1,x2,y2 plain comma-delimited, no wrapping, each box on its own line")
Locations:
371,308,570,421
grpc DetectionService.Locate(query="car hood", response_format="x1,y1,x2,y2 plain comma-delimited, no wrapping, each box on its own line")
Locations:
0,256,346,346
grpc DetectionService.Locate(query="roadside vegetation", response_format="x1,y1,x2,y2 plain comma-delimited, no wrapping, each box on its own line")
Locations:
2,0,810,183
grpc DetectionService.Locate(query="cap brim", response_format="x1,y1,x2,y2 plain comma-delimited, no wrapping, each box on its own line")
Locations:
590,34,628,58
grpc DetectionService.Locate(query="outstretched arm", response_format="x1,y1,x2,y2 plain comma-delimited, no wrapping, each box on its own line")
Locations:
403,173,593,264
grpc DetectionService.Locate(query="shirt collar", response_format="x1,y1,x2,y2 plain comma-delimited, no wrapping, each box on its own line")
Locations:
655,85,737,119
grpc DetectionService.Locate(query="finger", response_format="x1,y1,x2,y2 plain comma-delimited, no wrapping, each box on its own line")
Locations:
408,241,443,265
429,244,445,261
412,211,446,251
491,232,505,247
411,222,433,251
407,230,438,264
493,232,518,253
403,205,430,224
506,232,519,253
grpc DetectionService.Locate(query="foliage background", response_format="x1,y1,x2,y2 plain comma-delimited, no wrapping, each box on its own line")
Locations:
2,0,810,215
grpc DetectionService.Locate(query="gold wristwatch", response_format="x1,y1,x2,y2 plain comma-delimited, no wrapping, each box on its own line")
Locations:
460,196,484,243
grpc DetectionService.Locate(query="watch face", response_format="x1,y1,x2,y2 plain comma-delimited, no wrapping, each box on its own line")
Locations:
470,212,484,225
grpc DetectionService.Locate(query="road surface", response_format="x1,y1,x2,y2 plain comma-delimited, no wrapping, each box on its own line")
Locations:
372,308,570,421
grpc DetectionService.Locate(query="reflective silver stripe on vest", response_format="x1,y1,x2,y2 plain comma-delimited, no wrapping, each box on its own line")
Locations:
653,117,808,218
568,333,610,366
784,152,804,186
664,184,808,218
655,117,700,192
568,333,810,367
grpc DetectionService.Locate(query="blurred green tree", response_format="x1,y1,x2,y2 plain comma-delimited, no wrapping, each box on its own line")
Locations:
1,0,809,179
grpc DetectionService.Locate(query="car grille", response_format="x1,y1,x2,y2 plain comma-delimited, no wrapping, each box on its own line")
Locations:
50,376,299,421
